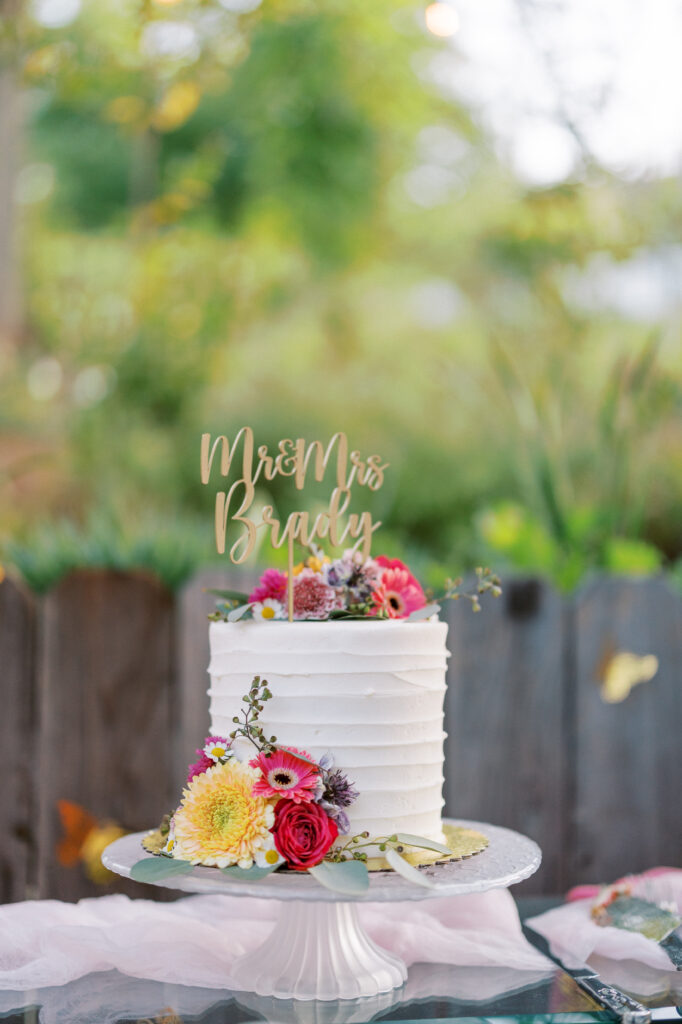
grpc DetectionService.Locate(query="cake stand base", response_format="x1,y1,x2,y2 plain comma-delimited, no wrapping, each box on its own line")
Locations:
102,820,542,1003
231,900,406,1001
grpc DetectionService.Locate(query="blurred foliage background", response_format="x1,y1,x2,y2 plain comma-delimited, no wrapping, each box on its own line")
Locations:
0,0,681,591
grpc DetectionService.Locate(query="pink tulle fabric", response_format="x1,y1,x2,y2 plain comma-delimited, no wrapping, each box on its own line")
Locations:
526,867,682,987
0,889,547,995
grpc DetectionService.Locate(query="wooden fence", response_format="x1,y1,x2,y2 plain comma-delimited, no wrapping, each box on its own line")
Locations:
1,569,680,903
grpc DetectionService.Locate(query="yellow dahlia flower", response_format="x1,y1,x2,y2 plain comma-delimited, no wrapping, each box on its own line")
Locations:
173,760,275,868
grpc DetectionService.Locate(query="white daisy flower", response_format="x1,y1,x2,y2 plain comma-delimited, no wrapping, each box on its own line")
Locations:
163,817,176,856
203,739,231,762
254,835,285,869
251,599,284,622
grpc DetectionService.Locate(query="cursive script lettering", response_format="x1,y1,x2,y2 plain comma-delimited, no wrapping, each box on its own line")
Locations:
202,428,387,563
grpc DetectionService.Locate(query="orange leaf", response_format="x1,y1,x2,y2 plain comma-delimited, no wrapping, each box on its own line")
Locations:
56,800,97,867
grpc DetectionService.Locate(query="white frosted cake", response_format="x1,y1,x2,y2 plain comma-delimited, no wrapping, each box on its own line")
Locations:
207,619,450,848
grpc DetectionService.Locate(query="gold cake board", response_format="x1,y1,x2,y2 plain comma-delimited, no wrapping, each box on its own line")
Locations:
142,822,489,872
366,824,488,871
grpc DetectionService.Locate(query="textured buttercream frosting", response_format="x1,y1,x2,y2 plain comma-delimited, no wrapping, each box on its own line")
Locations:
207,619,450,848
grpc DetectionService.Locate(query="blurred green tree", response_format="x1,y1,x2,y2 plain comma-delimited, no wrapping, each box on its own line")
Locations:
1,0,681,590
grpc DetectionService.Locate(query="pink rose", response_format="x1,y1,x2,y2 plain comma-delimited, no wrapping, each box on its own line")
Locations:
272,799,339,871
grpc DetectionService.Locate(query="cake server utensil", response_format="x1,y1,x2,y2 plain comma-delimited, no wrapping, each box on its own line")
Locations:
594,895,682,971
523,921,653,1023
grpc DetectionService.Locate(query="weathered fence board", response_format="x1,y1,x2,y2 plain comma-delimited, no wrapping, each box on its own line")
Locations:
0,578,37,902
571,577,682,883
444,579,568,894
175,567,258,792
36,570,175,901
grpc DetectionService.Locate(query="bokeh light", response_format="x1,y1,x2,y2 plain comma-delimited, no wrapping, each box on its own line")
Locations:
30,0,81,29
424,3,459,38
73,366,115,407
27,359,63,401
15,164,55,205
140,21,200,61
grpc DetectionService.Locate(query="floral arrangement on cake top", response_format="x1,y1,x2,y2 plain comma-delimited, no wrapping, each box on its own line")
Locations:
208,548,501,624
132,677,489,894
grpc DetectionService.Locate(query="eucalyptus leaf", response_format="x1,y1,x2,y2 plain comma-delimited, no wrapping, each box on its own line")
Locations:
221,863,281,880
227,603,252,622
309,859,370,895
384,848,438,888
393,833,452,856
408,603,441,621
129,857,195,882
206,588,250,602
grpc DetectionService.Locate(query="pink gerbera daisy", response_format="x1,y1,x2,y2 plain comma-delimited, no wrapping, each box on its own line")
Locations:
371,561,427,619
250,748,319,803
375,556,423,591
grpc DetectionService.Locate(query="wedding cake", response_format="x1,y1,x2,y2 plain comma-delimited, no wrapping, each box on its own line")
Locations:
137,549,495,886
133,433,496,891
207,618,449,852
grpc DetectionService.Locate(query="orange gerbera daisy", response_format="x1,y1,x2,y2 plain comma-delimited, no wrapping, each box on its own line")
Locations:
173,760,275,868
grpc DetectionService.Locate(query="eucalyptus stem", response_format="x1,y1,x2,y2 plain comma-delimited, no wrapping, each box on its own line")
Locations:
326,832,406,862
228,676,277,755
432,566,502,613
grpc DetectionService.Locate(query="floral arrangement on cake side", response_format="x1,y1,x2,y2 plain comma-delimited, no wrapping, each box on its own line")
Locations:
132,677,489,894
208,549,501,624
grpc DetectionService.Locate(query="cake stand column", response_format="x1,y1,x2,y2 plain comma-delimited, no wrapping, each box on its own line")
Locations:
231,899,407,1001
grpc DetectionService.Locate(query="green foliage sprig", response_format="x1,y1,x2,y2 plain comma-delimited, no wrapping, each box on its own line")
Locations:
436,566,503,613
327,831,398,863
325,830,451,863
228,676,277,755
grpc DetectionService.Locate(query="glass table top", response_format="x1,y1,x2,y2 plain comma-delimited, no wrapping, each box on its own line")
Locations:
1,899,680,1024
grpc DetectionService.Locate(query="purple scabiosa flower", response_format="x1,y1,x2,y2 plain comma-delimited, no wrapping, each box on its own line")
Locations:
322,769,359,809
324,551,382,607
322,806,351,834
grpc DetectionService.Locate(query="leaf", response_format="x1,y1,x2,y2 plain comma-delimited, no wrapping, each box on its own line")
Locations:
384,848,438,888
220,863,281,880
604,538,662,576
129,857,194,882
408,603,441,621
393,833,452,856
309,859,369,895
205,588,250,602
227,603,252,622
600,651,658,704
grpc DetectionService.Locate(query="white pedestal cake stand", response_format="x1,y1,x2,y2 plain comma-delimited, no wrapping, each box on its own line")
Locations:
102,818,541,1003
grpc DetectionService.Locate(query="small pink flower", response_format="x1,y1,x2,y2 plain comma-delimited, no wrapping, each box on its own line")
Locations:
248,568,287,604
187,753,214,783
250,748,319,803
371,559,426,619
293,569,340,620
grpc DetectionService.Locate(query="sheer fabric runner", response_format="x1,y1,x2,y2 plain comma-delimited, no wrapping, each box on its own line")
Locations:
0,889,547,992
527,868,682,1000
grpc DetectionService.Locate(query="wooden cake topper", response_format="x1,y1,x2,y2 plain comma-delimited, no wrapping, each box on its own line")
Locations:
201,428,389,621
